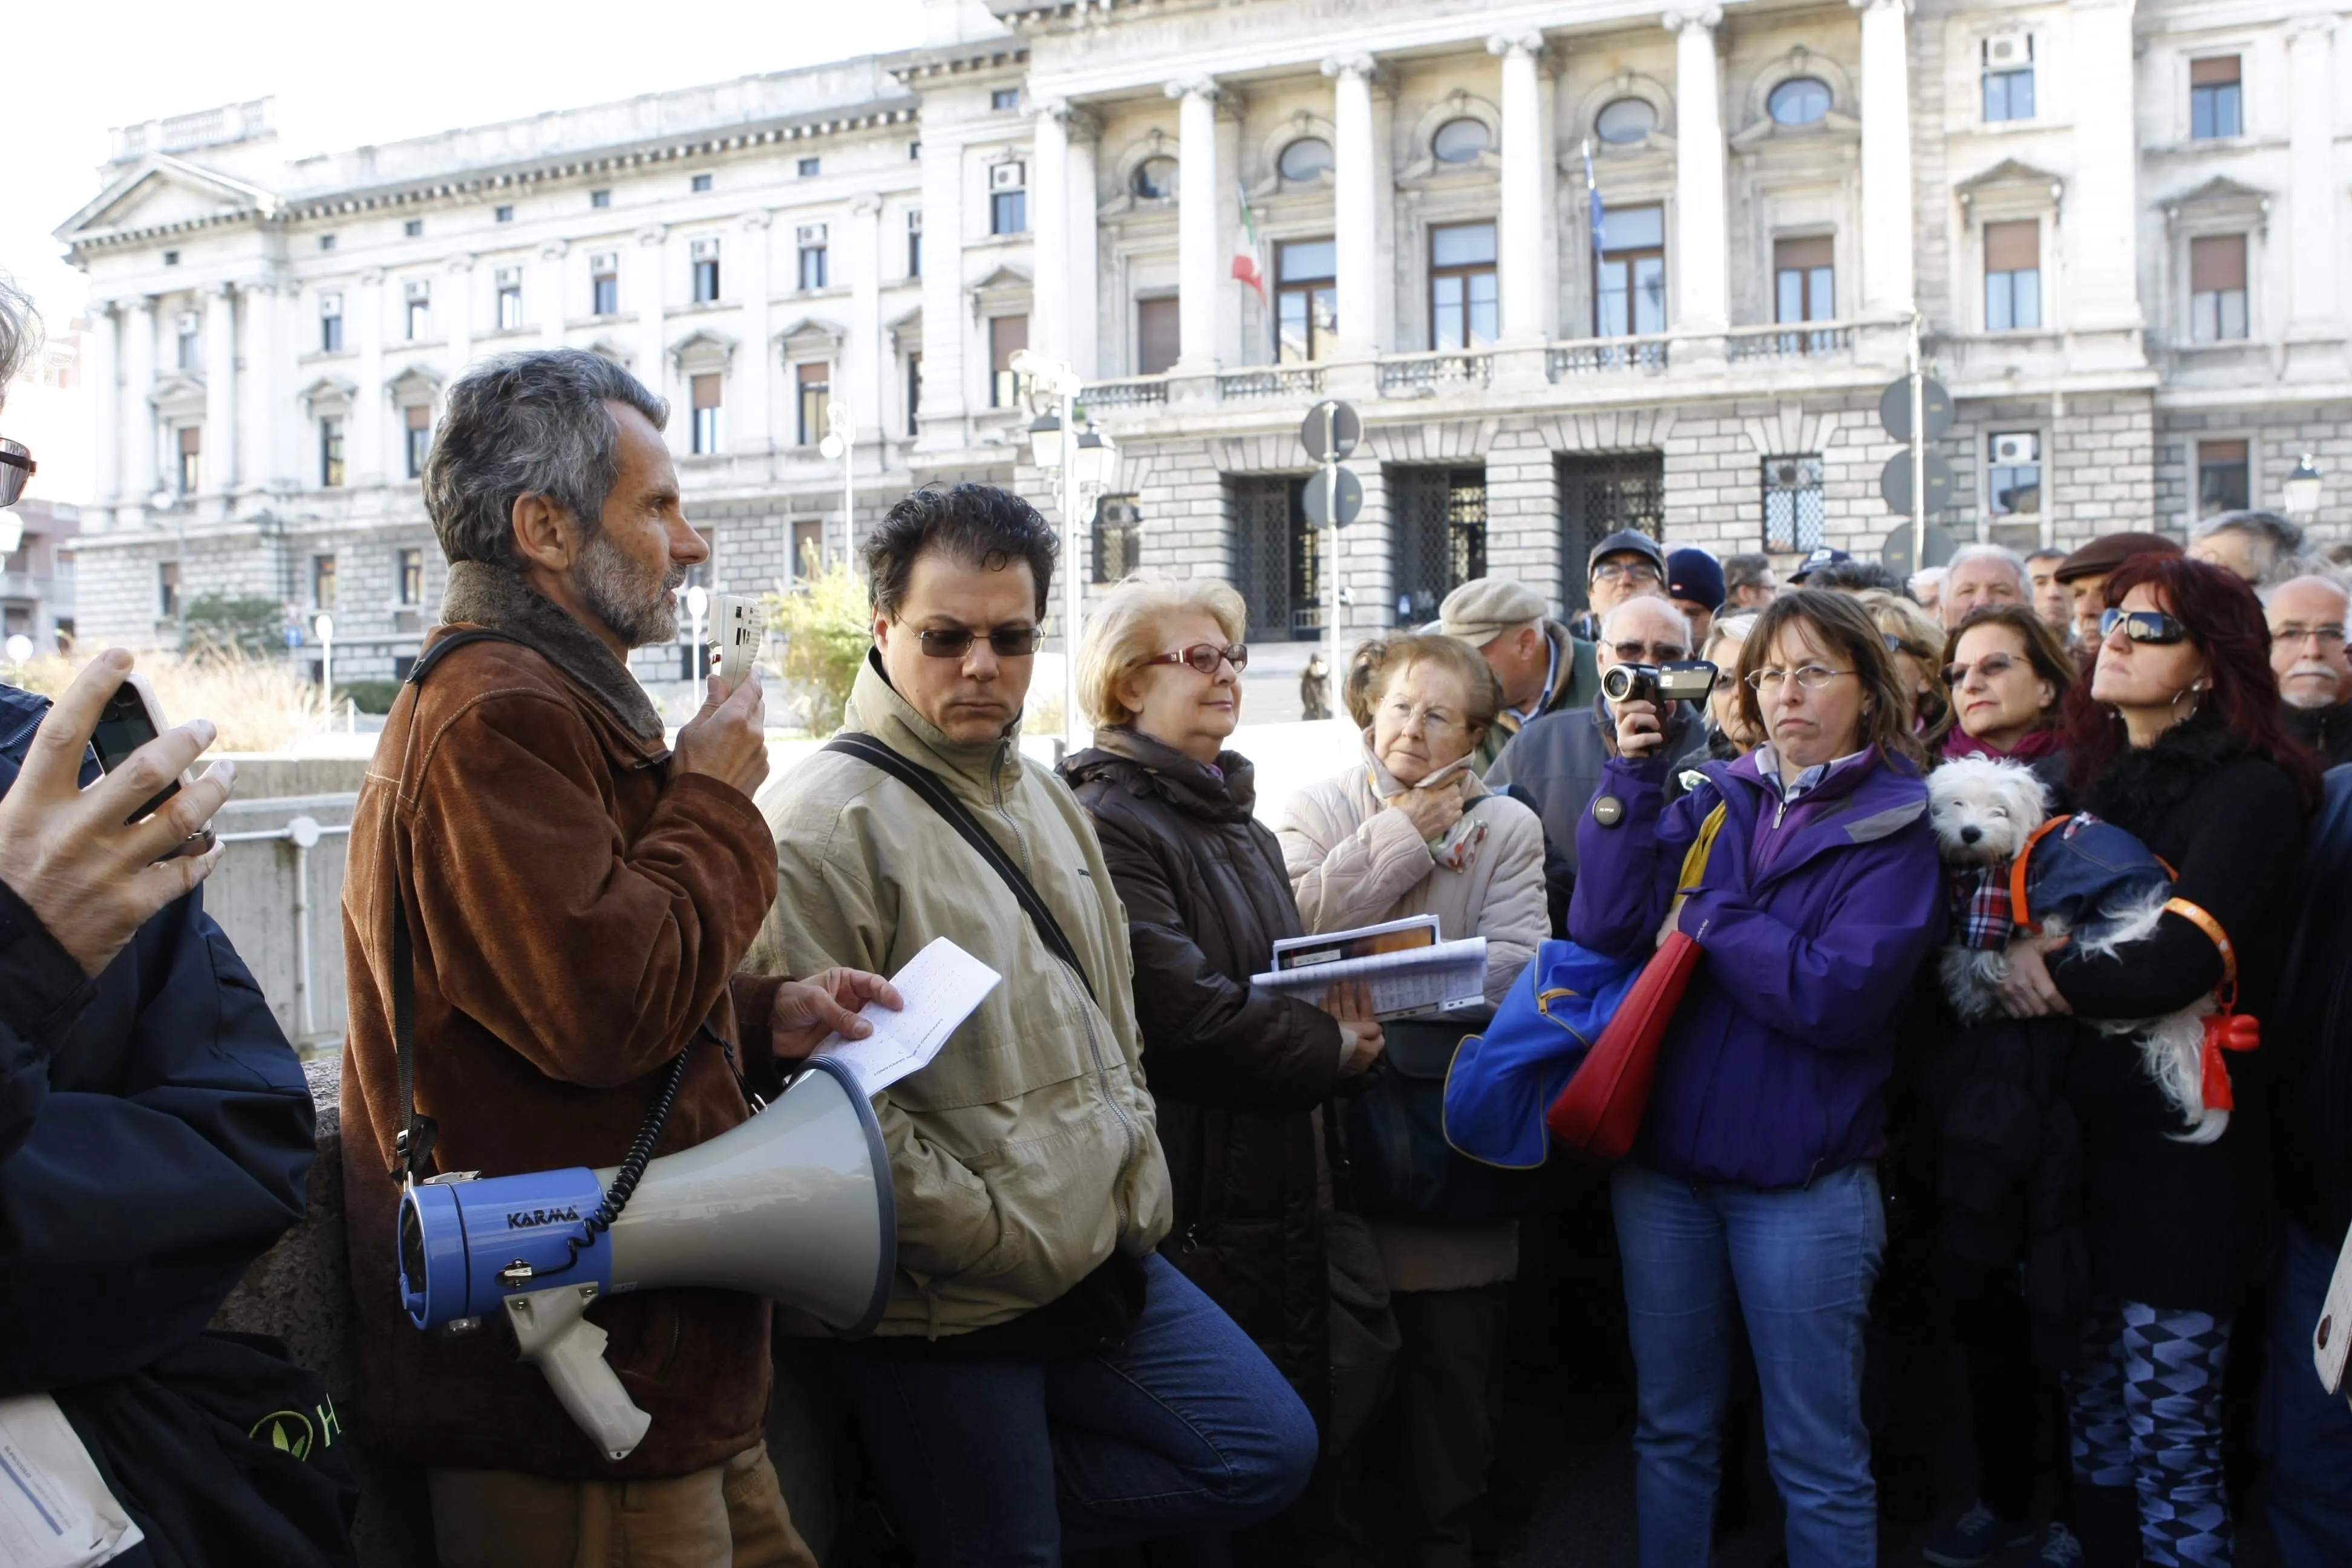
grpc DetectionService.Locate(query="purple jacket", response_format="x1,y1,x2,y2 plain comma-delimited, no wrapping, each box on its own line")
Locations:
1570,745,1944,1189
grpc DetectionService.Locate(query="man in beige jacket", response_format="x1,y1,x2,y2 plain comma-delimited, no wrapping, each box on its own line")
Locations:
751,483,1315,1566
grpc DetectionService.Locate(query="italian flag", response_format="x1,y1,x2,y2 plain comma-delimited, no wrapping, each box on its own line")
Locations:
1232,180,1267,303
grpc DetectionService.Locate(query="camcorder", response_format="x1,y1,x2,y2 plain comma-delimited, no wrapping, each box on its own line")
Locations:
1601,659,1718,707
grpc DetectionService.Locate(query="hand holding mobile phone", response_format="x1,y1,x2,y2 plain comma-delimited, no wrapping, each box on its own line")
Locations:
91,672,192,826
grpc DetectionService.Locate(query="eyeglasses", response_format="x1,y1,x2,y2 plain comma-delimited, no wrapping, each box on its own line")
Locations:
1943,652,2021,688
1591,560,1662,587
1609,639,1688,663
2271,624,2348,649
1380,698,1462,736
1145,642,1249,676
1711,669,1739,694
910,622,1045,659
0,440,33,509
1745,664,1854,694
2100,609,2190,646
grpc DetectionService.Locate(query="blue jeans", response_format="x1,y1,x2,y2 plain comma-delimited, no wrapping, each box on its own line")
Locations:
826,1252,1317,1567
2261,1221,2352,1567
1611,1159,1886,1568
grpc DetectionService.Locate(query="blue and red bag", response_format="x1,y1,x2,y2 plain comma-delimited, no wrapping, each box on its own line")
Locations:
1442,941,1641,1169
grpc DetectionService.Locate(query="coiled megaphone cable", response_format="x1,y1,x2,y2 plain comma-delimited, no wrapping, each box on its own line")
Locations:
533,1026,711,1284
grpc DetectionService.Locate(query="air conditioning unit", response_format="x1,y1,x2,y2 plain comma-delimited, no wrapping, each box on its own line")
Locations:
690,237,720,261
495,266,521,287
797,223,828,248
989,160,1027,192
1991,433,2039,466
590,252,618,274
319,292,342,316
1984,33,2032,68
405,279,431,302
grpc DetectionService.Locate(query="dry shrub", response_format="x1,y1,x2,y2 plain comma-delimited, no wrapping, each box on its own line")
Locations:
8,649,328,753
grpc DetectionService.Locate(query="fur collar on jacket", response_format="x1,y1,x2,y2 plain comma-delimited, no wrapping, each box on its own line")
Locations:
2081,712,2249,839
1063,727,1257,822
440,561,664,740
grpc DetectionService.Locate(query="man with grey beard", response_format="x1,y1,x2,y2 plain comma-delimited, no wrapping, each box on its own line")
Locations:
2267,574,2352,768
339,349,892,1566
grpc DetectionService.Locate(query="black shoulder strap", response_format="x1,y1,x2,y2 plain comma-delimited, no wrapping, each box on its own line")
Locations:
390,628,524,1184
822,733,1096,1003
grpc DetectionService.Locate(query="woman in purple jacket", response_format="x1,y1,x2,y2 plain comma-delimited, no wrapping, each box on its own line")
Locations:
1572,589,1945,1568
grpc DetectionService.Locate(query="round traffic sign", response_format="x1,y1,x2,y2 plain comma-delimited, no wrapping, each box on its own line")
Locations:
1300,400,1362,463
1878,376,1955,443
1302,465,1364,528
1879,521,1959,580
1878,451,1957,515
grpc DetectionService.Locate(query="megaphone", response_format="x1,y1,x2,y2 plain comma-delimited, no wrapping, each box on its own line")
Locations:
396,1056,894,1460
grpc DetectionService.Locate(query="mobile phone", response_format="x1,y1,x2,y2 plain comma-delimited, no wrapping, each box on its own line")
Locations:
91,672,189,825
712,593,765,692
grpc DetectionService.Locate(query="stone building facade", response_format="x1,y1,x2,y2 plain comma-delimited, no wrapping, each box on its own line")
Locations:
51,0,2352,675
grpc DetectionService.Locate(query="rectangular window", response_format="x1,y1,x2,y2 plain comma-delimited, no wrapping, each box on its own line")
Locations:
906,351,923,436
991,188,1027,236
1276,238,1338,362
319,234,338,252
494,204,514,223
691,240,720,304
405,279,431,340
798,157,820,178
691,172,713,193
1595,204,1667,336
1388,468,1489,624
799,242,829,291
1988,431,2042,515
989,315,1028,408
398,547,425,606
2190,56,2243,140
691,373,722,454
907,209,923,278
909,140,922,161
1983,36,2035,121
1762,455,1827,552
1984,220,2042,331
177,315,201,370
320,417,345,488
1429,222,1498,350
177,425,202,494
592,253,619,316
404,218,423,237
797,362,831,446
791,518,825,578
2198,439,2251,516
991,88,1021,111
1137,296,1181,376
158,561,180,618
313,555,338,610
591,188,612,208
405,404,432,479
1774,236,1836,322
1094,495,1143,584
319,293,344,352
495,267,523,332
2190,234,2249,341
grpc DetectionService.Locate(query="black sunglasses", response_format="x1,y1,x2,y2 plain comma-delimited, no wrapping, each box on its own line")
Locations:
1610,639,1688,662
1145,642,1249,676
2100,608,2190,646
912,624,1045,659
0,440,33,509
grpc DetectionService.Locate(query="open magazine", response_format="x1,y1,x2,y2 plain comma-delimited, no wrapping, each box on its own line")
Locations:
1254,915,1488,1019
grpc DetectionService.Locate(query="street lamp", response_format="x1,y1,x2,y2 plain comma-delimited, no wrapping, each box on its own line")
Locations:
819,404,857,568
150,488,186,649
314,613,336,703
684,584,710,682
1008,348,1096,756
2283,453,2324,519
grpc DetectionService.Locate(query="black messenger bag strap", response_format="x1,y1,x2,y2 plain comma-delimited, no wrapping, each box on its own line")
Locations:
822,732,1096,1003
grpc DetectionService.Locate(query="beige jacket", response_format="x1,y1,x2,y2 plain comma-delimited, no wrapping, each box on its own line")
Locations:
749,655,1172,1338
1277,746,1547,1008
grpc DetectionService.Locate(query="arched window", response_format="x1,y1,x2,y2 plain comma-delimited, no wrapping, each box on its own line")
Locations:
1431,117,1491,164
1595,97,1658,145
1768,77,1833,126
1132,156,1179,200
1278,137,1334,181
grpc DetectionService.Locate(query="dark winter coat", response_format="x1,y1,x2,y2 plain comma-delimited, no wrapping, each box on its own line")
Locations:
2285,697,2352,769
1062,728,1346,1407
2272,765,2352,1248
1488,694,1710,875
0,684,315,1394
2051,714,2307,1314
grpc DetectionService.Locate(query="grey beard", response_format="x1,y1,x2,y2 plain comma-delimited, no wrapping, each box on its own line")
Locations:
2281,665,2344,710
577,529,685,648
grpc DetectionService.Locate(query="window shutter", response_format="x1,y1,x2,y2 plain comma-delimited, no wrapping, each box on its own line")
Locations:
406,404,430,431
692,373,722,410
798,362,828,387
1774,235,1835,271
2190,234,2247,291
2200,438,2248,463
2189,55,2241,86
991,314,1029,373
1137,298,1181,376
1984,220,2039,272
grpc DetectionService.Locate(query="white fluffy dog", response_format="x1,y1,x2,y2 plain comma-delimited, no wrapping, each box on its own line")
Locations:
1927,755,2226,1143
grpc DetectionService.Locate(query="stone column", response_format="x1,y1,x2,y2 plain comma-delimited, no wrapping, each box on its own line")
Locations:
445,255,475,377
1665,8,1729,333
1853,0,1916,314
915,140,966,448
2287,16,2340,336
1323,54,1380,356
238,279,277,496
1166,77,1222,372
1068,121,1101,379
534,240,569,344
88,302,119,515
1489,33,1547,345
635,226,668,414
203,281,238,499
737,213,773,455
355,269,386,488
2065,0,2142,340
1031,102,1073,366
125,298,158,509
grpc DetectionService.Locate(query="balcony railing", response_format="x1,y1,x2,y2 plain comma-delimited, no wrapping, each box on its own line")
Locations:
1218,365,1327,400
1549,337,1673,378
1725,324,1855,362
1082,375,1170,411
1377,350,1494,394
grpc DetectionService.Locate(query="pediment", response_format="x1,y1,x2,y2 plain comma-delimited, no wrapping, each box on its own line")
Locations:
149,371,206,411
886,305,923,351
775,315,848,356
1730,111,1860,154
969,265,1031,293
386,364,445,404
54,155,279,244
298,373,358,413
1955,158,2065,195
2172,175,2269,207
668,327,737,371
585,338,635,370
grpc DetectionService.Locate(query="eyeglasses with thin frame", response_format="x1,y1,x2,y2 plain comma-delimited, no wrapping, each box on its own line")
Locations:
0,440,33,509
1745,664,1854,694
1145,642,1249,676
1609,638,1688,663
1591,560,1662,587
2100,608,2190,647
1381,697,1462,736
2270,623,2348,649
909,622,1045,659
1943,652,2021,688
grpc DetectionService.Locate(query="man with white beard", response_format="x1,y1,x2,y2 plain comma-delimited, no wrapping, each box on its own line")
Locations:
2267,574,2352,768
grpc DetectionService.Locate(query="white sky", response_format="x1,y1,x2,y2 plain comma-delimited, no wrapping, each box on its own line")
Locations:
2,0,930,331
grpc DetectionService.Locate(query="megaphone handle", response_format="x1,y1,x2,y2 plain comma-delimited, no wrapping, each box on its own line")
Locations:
505,1287,653,1463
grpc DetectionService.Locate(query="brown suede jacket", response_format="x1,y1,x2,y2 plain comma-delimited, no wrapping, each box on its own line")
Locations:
339,563,786,1481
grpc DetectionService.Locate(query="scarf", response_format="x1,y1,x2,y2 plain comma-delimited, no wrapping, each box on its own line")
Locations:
440,561,665,740
1940,726,2061,765
1946,863,2015,951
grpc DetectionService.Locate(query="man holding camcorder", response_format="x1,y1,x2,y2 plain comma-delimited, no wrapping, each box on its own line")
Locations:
339,349,892,1568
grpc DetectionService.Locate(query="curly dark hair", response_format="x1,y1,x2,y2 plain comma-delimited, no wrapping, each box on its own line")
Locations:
2057,553,2323,809
862,483,1059,621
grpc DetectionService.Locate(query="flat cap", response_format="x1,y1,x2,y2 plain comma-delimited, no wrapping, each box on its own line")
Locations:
2054,531,2183,583
1587,530,1669,580
1439,577,1550,645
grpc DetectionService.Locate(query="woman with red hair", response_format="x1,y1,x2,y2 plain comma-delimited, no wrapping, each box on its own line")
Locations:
1999,554,2320,1567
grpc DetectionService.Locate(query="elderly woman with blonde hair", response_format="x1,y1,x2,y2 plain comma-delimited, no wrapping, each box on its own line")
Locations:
1277,633,1546,1567
1060,577,1385,1503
